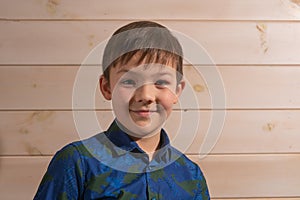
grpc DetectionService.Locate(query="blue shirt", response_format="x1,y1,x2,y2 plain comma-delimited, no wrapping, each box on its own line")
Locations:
34,120,210,200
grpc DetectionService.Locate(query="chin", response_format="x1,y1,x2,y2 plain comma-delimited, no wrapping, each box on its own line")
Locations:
116,114,166,138
126,122,163,138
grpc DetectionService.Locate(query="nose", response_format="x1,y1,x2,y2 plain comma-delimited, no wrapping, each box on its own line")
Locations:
133,84,156,104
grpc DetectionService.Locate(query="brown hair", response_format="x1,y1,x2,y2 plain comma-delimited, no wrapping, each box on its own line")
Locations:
102,21,183,83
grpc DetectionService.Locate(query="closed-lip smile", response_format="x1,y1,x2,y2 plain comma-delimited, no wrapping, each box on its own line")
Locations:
129,109,157,117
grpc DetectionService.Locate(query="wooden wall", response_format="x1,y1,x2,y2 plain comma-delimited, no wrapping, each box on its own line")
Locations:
1,0,300,199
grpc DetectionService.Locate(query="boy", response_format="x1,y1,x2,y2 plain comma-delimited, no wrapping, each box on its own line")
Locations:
34,21,210,199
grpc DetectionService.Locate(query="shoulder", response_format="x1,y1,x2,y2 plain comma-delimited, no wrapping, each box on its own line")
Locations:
34,133,109,199
175,152,204,175
34,141,89,199
176,154,210,198
53,140,87,161
50,132,107,166
163,149,210,199
167,145,199,169
166,145,207,182
52,132,121,170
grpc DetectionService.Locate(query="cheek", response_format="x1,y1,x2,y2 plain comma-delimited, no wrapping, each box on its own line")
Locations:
158,91,177,109
112,87,134,106
112,86,134,101
111,88,133,119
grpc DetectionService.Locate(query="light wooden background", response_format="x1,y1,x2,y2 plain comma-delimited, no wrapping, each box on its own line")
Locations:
1,0,300,199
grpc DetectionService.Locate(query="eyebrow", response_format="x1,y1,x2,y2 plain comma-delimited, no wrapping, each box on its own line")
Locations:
116,69,133,74
156,72,174,76
116,68,175,77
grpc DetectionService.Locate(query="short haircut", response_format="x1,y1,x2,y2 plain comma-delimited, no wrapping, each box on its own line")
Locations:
102,21,183,83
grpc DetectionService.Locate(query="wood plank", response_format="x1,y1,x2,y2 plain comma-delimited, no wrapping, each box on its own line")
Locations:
1,154,299,199
0,66,110,110
1,110,300,155
191,154,300,198
1,0,300,21
1,21,300,65
1,66,300,110
0,156,51,200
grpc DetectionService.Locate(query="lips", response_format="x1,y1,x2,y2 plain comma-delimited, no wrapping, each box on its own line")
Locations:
129,109,157,118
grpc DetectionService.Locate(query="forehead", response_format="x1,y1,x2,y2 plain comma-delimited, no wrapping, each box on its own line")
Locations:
114,62,177,78
115,64,177,78
114,52,177,71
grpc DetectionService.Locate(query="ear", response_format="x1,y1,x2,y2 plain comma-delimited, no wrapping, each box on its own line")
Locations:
173,80,185,104
99,75,112,100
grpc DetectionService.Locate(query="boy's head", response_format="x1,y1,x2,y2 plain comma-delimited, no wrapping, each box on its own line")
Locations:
102,21,183,83
100,21,185,138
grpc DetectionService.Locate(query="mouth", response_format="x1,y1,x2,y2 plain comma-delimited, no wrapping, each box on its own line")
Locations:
129,109,157,118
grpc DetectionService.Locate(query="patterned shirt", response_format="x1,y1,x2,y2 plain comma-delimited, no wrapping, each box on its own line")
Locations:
34,120,210,200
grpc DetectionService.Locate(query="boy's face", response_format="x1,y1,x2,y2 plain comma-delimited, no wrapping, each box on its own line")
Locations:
100,55,185,138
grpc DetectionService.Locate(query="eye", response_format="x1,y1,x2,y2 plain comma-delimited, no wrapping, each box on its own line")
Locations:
155,80,170,87
120,79,136,87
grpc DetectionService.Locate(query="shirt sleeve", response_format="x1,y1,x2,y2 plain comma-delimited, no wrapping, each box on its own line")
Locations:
194,165,210,200
34,143,85,200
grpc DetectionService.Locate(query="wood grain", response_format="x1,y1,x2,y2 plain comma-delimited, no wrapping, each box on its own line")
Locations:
1,1,300,199
1,0,300,20
1,155,299,199
1,110,300,156
1,66,300,110
192,154,300,198
0,156,51,200
1,21,300,65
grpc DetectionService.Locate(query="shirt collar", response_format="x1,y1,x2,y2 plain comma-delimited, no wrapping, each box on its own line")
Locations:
104,120,171,157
